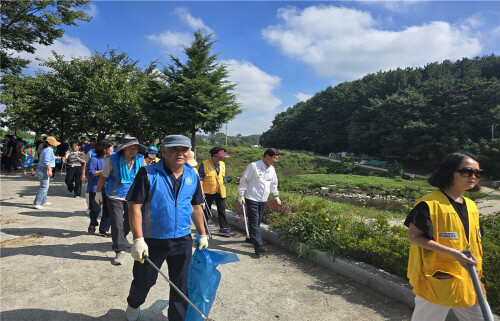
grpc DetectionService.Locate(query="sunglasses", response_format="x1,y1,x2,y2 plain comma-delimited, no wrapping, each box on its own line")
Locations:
456,167,484,178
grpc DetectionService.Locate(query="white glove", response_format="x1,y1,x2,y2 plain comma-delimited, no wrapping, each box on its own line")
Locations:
131,237,148,263
238,194,245,205
95,192,103,205
198,235,209,250
275,196,281,206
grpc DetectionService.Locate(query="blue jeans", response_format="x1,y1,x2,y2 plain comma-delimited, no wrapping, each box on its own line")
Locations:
34,167,50,205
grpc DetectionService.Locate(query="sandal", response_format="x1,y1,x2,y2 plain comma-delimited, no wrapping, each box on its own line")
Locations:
88,225,96,234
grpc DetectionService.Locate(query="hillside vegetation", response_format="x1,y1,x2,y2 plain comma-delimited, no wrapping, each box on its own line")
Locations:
260,55,500,179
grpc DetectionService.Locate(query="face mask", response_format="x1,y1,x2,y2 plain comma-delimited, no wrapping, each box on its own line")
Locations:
148,153,156,159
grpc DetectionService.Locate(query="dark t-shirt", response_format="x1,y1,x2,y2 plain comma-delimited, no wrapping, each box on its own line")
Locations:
404,190,482,241
126,162,204,206
7,141,17,155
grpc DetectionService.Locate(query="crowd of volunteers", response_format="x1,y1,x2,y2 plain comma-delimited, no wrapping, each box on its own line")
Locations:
0,133,491,321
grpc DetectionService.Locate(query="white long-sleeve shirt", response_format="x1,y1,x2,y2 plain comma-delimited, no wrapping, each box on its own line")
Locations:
238,159,279,202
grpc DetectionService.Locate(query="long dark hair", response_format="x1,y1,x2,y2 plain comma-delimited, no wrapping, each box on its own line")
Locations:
428,151,481,192
95,140,113,157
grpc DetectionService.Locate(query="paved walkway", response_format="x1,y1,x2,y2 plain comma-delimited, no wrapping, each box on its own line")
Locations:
1,173,414,321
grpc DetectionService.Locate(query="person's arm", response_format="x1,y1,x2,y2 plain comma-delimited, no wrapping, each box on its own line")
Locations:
7,146,13,157
408,223,477,269
192,205,206,235
270,168,279,197
129,201,144,239
238,163,253,195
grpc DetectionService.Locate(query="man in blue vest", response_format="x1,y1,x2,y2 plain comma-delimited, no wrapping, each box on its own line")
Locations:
124,135,208,321
96,137,145,265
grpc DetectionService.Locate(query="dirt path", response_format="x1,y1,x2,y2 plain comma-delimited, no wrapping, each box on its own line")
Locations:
0,173,414,320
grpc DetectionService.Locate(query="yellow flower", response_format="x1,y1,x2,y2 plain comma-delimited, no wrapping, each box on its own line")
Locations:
326,229,330,233
338,224,341,227
362,219,365,223
337,227,341,231
331,206,334,209
325,218,330,221
362,206,365,208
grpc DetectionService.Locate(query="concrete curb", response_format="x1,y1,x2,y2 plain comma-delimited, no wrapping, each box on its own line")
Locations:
209,207,415,308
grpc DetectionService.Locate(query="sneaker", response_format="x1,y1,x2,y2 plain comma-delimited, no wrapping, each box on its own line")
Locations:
125,305,141,321
33,204,43,210
42,202,53,206
112,251,125,265
218,228,235,237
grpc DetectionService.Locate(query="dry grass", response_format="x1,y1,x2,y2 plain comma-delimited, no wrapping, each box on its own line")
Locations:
0,233,43,248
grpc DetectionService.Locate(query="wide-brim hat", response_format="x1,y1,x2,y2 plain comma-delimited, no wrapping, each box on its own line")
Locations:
116,137,142,153
46,136,61,146
163,135,192,148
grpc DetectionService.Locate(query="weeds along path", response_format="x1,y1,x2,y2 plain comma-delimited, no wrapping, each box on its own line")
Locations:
1,173,412,321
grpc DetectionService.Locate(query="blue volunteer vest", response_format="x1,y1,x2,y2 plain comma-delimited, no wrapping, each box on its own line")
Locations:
142,160,198,239
104,153,144,197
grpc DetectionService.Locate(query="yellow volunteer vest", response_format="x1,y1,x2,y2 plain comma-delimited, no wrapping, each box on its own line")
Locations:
407,190,483,307
201,160,226,198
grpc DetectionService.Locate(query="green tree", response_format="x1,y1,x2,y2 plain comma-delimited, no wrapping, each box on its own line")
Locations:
155,30,241,151
2,50,154,141
0,0,91,74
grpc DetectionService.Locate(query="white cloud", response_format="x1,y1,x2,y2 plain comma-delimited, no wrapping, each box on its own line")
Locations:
147,8,214,53
147,31,192,52
492,25,500,37
15,35,92,71
295,92,313,102
222,59,282,135
84,3,98,18
262,5,482,80
175,7,214,33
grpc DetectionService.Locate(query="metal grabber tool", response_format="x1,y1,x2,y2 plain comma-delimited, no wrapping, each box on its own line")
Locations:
201,197,212,239
462,250,494,321
143,254,215,321
241,202,250,241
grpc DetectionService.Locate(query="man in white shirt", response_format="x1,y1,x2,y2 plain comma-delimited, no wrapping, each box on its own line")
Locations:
238,148,281,256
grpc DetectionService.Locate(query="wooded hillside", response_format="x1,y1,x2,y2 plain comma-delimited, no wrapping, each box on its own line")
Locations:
260,55,500,178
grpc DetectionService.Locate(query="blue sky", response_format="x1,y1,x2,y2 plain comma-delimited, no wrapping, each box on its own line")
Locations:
17,1,500,136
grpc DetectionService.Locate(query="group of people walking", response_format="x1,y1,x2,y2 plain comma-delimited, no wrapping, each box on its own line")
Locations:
5,131,490,321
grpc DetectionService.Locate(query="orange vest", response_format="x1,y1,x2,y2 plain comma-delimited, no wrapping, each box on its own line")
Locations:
201,160,226,198
407,190,483,307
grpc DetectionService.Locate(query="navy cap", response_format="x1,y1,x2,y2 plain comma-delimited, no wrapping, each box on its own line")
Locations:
163,135,192,148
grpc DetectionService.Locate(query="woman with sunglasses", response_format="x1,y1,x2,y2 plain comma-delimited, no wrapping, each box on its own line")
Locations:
404,152,487,321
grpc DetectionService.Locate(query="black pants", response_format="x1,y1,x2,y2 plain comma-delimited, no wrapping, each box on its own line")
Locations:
245,198,267,250
204,193,228,229
127,236,192,321
88,192,111,232
5,155,17,171
65,166,82,197
105,195,130,253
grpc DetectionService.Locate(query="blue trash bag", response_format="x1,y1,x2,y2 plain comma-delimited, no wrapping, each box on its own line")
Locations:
23,155,35,168
185,234,239,321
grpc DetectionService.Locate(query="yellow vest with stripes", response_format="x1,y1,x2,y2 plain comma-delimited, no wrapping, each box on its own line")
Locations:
201,160,226,198
407,190,484,307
